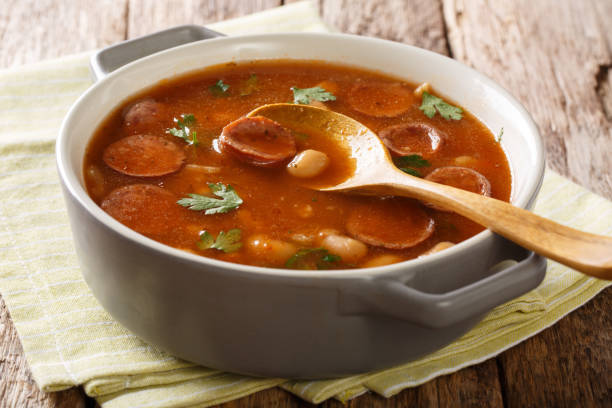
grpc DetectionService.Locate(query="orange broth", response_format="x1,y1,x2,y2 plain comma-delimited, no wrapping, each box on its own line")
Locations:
84,60,511,269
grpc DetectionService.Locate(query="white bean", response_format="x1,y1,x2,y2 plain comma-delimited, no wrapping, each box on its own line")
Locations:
85,165,105,199
289,233,315,246
246,234,297,265
361,254,404,268
184,164,221,174
453,156,478,167
321,234,368,264
287,150,330,178
317,228,341,241
419,241,454,257
414,82,432,98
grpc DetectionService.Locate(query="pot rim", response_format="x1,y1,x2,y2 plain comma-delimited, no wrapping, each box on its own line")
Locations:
56,32,545,280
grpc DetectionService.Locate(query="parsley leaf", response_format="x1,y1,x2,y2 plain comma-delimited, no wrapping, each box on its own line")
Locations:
285,248,342,270
419,91,463,120
177,183,243,214
291,86,336,105
167,114,198,146
209,79,230,96
239,74,258,96
496,127,504,143
197,229,242,253
399,168,423,177
395,154,430,168
394,154,430,177
321,253,341,263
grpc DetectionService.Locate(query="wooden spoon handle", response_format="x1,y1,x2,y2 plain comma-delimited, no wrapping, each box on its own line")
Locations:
359,174,612,280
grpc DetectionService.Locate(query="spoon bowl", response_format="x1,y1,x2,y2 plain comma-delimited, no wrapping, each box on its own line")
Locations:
248,103,612,280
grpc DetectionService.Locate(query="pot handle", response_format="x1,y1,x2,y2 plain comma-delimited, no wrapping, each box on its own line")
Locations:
90,25,225,81
341,252,547,328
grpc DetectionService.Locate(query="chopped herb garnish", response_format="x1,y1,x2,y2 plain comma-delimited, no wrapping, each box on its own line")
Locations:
394,154,430,178
239,74,258,96
291,86,336,105
399,168,423,177
167,113,198,145
285,248,342,270
197,229,242,253
496,127,504,143
177,183,243,214
321,253,341,263
419,91,463,120
209,79,230,96
395,154,430,168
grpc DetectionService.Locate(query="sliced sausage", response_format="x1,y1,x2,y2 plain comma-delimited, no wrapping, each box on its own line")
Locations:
424,166,491,211
346,198,435,249
123,99,163,127
219,116,297,167
425,166,491,196
347,82,413,117
103,134,186,177
101,184,183,236
379,123,444,157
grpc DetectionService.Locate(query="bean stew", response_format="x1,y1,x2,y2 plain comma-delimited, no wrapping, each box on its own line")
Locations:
84,60,511,269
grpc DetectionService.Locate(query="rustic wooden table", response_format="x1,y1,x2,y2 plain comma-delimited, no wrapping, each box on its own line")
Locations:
1,0,610,407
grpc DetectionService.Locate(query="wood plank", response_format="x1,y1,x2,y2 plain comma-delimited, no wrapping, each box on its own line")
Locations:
498,287,612,407
1,0,608,407
436,359,504,407
318,0,448,55
221,359,502,408
0,297,88,408
0,0,128,68
126,0,282,38
443,0,612,406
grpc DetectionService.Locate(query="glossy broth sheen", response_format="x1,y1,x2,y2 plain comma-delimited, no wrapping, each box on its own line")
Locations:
85,60,511,269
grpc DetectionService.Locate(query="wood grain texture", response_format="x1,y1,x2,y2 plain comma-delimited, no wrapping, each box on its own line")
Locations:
318,0,449,55
220,359,502,407
498,286,612,408
0,298,87,408
0,0,128,68
0,0,610,407
436,359,504,407
443,0,612,199
126,0,282,38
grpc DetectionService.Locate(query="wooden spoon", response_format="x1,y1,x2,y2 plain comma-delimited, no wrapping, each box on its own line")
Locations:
247,103,612,280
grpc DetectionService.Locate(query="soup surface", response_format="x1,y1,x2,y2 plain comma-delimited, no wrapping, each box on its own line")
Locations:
84,60,511,269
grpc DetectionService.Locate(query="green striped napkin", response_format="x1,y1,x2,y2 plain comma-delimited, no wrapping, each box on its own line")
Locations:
0,1,609,407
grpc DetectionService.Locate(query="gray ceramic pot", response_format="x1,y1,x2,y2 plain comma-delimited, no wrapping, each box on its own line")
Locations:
57,28,546,378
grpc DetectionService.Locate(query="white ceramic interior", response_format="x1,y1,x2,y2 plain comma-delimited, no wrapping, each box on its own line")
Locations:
56,33,546,377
